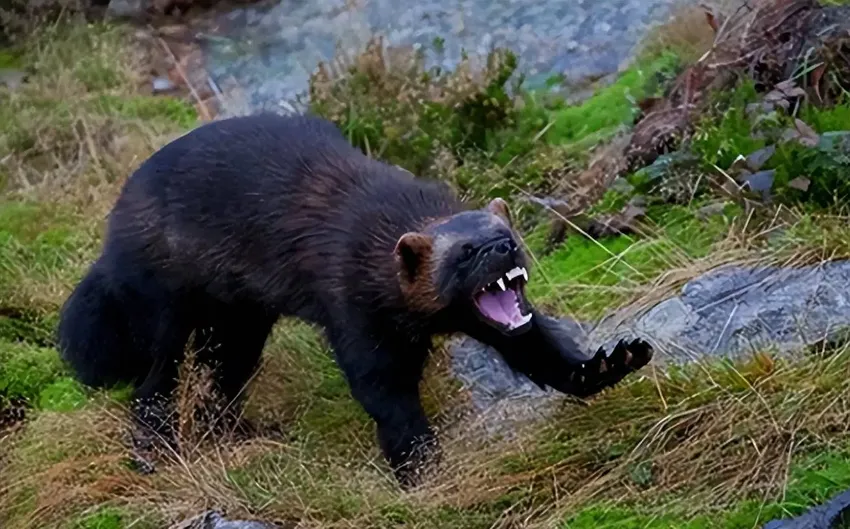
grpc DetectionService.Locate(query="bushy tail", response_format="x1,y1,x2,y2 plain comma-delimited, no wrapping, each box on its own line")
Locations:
57,262,147,389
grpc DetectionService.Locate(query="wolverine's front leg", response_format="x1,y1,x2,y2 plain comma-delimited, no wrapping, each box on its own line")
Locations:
326,326,438,489
466,309,653,398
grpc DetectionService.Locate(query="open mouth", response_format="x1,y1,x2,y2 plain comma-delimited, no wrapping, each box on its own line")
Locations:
473,266,533,331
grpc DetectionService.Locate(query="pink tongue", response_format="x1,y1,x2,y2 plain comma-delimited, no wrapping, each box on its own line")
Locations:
476,289,523,326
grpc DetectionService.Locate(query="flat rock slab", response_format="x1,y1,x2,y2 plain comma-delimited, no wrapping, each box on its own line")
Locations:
591,260,850,363
452,260,850,414
172,511,283,529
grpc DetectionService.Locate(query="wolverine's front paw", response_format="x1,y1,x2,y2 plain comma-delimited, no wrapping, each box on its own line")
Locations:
555,338,653,398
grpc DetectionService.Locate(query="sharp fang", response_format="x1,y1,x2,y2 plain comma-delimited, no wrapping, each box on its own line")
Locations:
521,267,528,282
505,267,524,281
508,312,533,330
496,278,506,291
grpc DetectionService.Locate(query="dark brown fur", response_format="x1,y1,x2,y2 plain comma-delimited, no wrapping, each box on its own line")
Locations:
57,113,653,488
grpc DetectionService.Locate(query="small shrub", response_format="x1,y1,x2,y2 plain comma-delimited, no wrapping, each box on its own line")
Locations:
689,79,850,209
691,79,765,168
309,37,520,180
545,52,682,145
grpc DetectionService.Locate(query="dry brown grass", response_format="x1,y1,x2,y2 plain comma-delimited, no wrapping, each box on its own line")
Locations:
0,7,195,205
0,9,203,321
4,330,850,528
639,2,722,66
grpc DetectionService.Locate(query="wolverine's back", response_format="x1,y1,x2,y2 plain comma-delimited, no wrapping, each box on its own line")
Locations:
102,112,462,322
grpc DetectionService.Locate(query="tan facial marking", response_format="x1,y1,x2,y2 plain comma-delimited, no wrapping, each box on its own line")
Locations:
394,232,444,312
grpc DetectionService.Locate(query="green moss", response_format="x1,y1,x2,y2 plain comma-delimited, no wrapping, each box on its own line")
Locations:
38,377,87,412
94,94,198,128
73,506,159,529
529,204,736,317
0,339,65,404
545,52,681,145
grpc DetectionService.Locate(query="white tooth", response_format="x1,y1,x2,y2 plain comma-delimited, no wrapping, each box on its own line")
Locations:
521,267,528,282
505,267,523,280
496,278,506,291
509,312,533,329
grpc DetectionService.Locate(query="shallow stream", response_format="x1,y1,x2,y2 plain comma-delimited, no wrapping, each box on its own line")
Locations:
198,0,691,112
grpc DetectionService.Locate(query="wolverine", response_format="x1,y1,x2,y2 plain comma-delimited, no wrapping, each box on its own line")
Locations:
57,113,652,488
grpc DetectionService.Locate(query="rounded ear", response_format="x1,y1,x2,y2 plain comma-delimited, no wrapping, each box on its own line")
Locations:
487,197,513,228
394,232,433,283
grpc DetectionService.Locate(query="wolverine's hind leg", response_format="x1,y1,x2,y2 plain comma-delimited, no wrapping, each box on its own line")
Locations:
128,299,195,472
192,302,278,437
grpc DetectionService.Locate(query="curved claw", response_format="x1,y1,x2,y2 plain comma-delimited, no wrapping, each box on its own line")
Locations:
466,309,654,401
547,338,654,398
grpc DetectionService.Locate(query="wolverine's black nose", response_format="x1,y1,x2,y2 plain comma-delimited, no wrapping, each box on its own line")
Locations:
494,240,512,255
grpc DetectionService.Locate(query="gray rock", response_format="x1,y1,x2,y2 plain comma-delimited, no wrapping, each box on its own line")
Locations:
0,69,27,90
171,511,282,529
106,0,147,20
451,261,850,416
152,76,177,94
591,260,850,364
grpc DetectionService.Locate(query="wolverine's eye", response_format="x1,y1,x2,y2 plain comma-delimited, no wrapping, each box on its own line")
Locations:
461,243,475,259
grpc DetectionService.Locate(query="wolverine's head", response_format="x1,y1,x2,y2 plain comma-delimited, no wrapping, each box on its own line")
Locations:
394,198,533,335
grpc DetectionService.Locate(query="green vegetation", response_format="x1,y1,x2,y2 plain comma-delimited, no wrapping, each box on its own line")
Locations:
545,52,681,145
527,203,742,318
3,2,850,529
